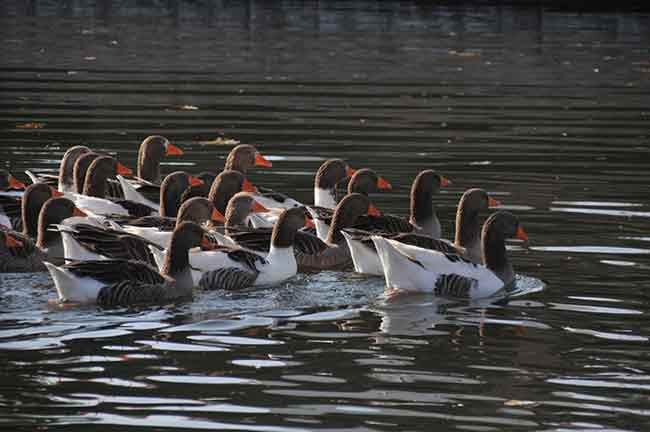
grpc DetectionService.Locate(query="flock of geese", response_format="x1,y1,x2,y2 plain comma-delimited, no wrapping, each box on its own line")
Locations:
0,135,528,308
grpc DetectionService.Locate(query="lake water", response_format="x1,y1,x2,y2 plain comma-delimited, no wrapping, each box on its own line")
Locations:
1,1,650,430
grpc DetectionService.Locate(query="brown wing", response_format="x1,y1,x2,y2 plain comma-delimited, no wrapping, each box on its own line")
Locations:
114,200,157,218
199,267,257,291
352,214,413,234
97,280,172,308
62,259,166,286
64,224,160,265
343,228,459,255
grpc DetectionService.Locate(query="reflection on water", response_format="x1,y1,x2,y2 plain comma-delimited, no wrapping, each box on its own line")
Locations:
2,1,650,431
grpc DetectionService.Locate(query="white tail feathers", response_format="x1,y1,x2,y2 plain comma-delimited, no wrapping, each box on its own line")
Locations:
44,261,104,303
117,175,158,211
342,231,383,276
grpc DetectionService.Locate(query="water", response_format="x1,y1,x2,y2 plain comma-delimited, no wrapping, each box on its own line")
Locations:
1,1,650,430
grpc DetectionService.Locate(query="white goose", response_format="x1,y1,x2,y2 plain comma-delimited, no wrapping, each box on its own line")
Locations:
151,207,309,289
309,167,391,240
45,221,208,306
68,155,158,218
372,211,528,299
343,188,500,276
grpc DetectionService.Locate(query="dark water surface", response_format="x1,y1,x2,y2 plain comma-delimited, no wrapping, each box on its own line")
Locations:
1,1,650,430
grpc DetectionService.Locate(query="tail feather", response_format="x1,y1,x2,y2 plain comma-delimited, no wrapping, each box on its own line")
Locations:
44,261,104,303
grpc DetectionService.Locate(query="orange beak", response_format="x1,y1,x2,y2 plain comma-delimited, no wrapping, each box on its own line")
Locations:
4,234,23,248
254,152,273,167
9,176,26,189
50,187,64,197
242,178,257,192
188,176,203,186
116,162,132,176
376,176,392,189
304,215,315,228
440,176,451,187
211,208,225,223
515,226,529,242
73,207,87,217
367,203,381,216
165,142,183,156
252,200,269,213
201,236,215,250
346,166,356,177
488,197,501,208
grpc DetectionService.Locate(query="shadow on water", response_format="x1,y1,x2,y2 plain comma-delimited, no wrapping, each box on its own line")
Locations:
1,1,650,430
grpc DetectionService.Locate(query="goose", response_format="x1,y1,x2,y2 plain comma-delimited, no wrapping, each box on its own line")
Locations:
136,135,183,183
25,145,90,193
224,144,309,213
309,167,392,239
221,193,379,272
224,144,272,173
70,155,160,218
343,188,500,275
203,192,314,253
3,182,64,240
179,171,219,202
62,197,222,260
0,196,85,272
314,159,356,209
120,171,250,243
372,211,528,299
152,207,310,290
0,169,27,229
44,221,209,307
114,135,184,202
116,171,204,214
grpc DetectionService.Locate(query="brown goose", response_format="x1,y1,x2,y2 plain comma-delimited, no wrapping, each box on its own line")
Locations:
226,193,380,272
179,171,219,203
25,145,90,193
65,197,222,259
372,211,528,299
0,196,85,272
136,135,183,183
0,169,28,229
333,167,391,204
313,159,356,209
121,196,224,233
0,182,66,241
224,144,272,173
310,167,392,238
342,188,501,275
45,221,210,306
207,192,319,258
330,169,449,237
101,136,184,203
174,206,310,291
70,155,162,218
208,170,257,220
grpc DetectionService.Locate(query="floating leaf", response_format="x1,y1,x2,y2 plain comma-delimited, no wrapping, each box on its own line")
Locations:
196,137,240,145
449,50,480,58
504,399,536,407
16,122,45,129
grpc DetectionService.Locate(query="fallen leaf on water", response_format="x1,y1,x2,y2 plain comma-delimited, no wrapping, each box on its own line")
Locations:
177,105,199,110
504,399,537,407
449,50,480,58
16,122,45,129
196,137,240,145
